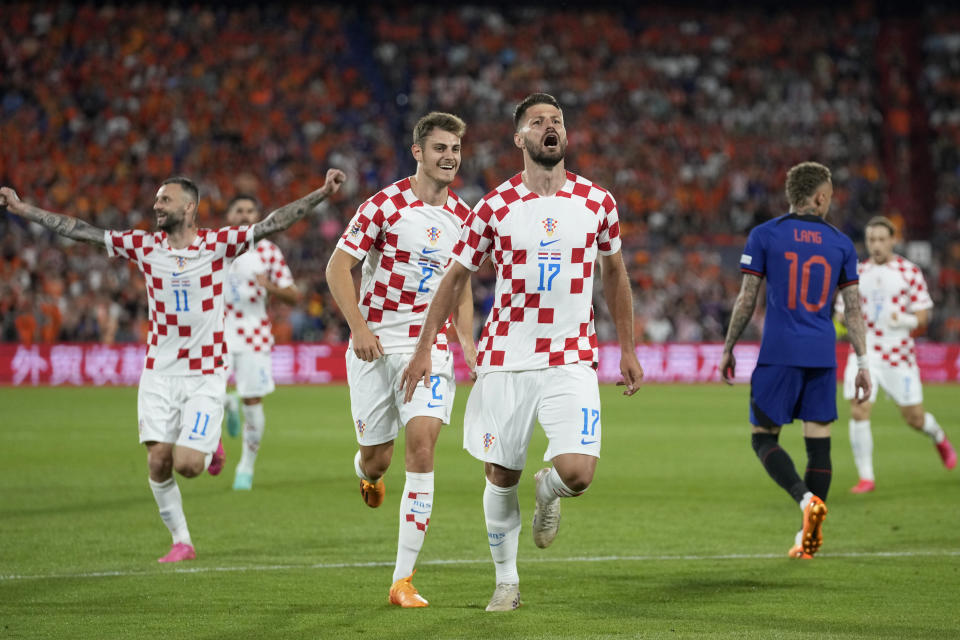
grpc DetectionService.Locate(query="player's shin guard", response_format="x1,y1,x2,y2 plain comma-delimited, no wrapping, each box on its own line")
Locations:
148,477,192,546
393,471,433,583
751,432,807,503
849,419,875,481
921,412,946,444
803,437,832,501
237,403,265,475
483,479,521,585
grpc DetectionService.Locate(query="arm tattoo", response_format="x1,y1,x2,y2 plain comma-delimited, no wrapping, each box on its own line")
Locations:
723,274,762,351
841,285,869,357
254,188,331,241
19,203,106,246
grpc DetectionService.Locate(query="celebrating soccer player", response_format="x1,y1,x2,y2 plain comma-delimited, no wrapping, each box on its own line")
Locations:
720,161,871,559
400,94,644,611
221,195,301,491
837,216,956,493
0,169,345,562
326,112,476,608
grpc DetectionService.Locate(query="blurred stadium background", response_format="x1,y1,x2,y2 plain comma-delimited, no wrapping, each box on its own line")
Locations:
1,1,960,375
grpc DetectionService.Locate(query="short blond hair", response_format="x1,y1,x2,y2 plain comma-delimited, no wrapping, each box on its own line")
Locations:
413,112,466,149
865,216,896,237
785,162,831,208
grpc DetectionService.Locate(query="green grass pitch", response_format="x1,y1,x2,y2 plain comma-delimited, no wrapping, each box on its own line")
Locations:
1,383,958,639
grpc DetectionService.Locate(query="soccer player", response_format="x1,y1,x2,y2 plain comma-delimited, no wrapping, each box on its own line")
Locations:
400,93,644,611
719,161,872,560
0,168,345,562
838,216,956,493
325,112,476,608
222,195,301,491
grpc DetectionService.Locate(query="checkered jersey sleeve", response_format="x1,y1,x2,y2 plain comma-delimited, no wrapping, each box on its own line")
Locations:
104,229,154,263
596,191,622,256
452,201,495,271
203,225,255,259
259,240,295,288
902,259,934,312
337,198,388,260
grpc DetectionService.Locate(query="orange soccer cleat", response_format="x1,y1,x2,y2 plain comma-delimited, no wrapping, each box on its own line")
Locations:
389,572,429,608
360,478,385,508
800,496,828,556
788,544,813,559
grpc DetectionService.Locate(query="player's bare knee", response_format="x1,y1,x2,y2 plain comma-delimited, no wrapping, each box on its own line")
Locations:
559,469,593,494
174,459,204,478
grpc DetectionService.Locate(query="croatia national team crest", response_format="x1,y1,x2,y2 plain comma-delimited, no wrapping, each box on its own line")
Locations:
482,432,496,452
541,218,558,236
356,419,366,436
174,256,188,271
426,226,441,246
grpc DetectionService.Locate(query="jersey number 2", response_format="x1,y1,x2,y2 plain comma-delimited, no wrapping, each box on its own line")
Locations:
784,252,831,312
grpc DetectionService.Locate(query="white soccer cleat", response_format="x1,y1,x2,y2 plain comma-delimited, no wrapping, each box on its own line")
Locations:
532,467,561,549
485,583,521,612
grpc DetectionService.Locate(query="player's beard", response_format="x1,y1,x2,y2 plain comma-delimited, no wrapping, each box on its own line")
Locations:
156,208,187,232
527,136,566,169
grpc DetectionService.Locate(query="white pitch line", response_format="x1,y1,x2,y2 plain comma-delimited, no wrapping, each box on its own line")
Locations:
2,549,958,583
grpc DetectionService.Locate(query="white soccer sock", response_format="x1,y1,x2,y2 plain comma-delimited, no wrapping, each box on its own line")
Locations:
921,412,946,444
237,403,265,475
354,450,374,482
849,419,875,481
148,477,192,546
799,491,814,512
483,479,521,585
393,471,434,583
536,467,583,504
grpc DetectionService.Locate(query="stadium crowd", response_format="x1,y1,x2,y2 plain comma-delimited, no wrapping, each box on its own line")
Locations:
1,3,958,346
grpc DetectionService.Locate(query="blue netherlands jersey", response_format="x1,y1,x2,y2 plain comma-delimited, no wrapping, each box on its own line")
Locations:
739,213,859,367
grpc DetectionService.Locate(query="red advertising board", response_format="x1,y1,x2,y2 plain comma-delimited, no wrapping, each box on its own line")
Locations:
1,342,959,386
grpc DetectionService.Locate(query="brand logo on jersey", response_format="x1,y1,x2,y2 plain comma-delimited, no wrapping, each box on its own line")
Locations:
426,226,441,246
355,419,366,436
541,217,558,236
482,432,496,452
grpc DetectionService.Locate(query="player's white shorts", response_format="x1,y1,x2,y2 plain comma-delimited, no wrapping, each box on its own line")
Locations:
463,363,601,470
346,348,455,446
137,369,226,454
842,353,923,406
227,350,275,398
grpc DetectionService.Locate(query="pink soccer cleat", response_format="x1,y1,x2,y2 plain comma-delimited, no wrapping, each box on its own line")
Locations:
936,439,957,470
157,542,196,563
849,479,876,494
208,439,225,476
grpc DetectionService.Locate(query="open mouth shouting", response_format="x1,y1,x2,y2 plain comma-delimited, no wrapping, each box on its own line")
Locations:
543,132,560,149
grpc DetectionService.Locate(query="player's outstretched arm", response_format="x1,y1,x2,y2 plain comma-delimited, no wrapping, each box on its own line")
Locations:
253,168,346,242
452,277,477,378
325,248,383,362
1,187,106,247
720,273,762,384
400,261,471,403
841,284,873,402
599,250,643,396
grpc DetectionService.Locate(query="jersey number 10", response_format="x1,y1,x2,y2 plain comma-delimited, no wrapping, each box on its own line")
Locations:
784,252,831,312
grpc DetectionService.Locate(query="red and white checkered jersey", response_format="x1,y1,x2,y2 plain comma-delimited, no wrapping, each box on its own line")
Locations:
224,239,295,354
453,171,621,373
836,255,933,368
104,226,255,375
336,177,472,353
